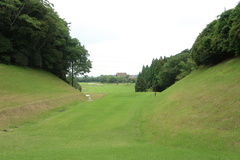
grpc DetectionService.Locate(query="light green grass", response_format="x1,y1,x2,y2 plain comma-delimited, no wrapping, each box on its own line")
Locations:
81,82,135,93
0,64,86,129
0,58,240,159
0,92,228,160
80,82,135,101
143,58,240,152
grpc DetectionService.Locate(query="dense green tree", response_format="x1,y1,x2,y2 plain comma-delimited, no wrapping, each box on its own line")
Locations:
176,58,197,80
135,49,196,92
116,76,126,83
108,75,117,83
0,0,91,81
65,38,91,86
192,2,240,65
135,73,147,92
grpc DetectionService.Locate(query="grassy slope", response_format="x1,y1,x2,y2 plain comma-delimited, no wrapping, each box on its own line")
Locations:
0,64,87,129
143,58,240,153
0,58,239,159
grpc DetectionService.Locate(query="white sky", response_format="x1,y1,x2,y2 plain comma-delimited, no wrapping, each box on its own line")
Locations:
49,0,239,77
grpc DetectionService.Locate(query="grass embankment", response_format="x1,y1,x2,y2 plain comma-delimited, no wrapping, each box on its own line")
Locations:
0,58,240,159
0,64,86,129
143,58,240,153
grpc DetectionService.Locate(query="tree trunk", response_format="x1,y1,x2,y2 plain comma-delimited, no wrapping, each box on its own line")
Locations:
10,2,27,30
71,61,74,87
154,86,157,97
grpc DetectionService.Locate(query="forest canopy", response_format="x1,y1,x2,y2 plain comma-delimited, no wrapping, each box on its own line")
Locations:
191,2,240,65
135,49,196,92
0,0,91,81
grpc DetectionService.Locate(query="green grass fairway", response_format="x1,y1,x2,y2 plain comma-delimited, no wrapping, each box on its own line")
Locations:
0,58,240,159
81,82,135,93
0,91,223,160
80,82,135,101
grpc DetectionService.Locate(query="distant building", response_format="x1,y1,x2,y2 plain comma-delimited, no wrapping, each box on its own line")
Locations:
129,75,137,79
116,72,127,77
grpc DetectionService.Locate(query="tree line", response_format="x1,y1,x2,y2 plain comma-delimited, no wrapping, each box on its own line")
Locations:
78,75,136,84
135,49,196,92
0,0,91,83
136,2,240,92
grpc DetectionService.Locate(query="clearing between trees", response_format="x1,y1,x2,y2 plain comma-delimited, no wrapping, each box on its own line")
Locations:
0,58,240,159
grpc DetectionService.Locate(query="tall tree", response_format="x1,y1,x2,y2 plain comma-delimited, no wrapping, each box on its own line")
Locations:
66,38,91,86
135,73,147,92
0,0,92,81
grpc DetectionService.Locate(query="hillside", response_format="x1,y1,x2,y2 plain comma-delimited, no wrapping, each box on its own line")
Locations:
143,57,240,152
0,64,87,129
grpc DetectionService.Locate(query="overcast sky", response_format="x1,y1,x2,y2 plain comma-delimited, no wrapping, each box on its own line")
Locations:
49,0,239,76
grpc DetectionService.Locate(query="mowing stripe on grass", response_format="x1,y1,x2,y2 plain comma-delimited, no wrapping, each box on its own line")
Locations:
1,58,240,159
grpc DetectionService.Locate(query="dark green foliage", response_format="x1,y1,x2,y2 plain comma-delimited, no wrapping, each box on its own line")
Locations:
66,76,82,91
135,49,196,92
0,33,12,53
192,3,240,65
77,75,136,83
0,0,91,81
135,73,147,92
0,33,13,64
14,52,29,66
97,75,125,83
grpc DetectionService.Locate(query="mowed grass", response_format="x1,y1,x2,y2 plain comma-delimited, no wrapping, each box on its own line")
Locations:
81,82,135,93
0,88,222,160
80,82,135,100
0,58,240,159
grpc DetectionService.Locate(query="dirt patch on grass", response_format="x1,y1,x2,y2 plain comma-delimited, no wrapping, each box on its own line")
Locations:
85,93,106,101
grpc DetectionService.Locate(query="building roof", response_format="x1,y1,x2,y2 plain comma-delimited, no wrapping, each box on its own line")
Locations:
116,73,127,77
